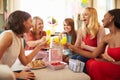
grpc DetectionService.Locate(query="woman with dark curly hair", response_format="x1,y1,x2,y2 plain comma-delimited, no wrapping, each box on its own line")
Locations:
67,9,120,80
0,10,47,80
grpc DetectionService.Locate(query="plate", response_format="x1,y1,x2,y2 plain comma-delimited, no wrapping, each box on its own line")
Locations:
27,60,46,70
30,66,46,70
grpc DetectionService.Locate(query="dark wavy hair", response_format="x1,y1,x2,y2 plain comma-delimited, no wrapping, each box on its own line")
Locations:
4,10,31,34
108,9,120,29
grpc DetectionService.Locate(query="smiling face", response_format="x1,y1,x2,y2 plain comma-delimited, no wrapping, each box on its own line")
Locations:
32,17,44,32
36,19,44,31
102,12,113,28
24,17,33,33
82,9,90,26
63,18,74,34
63,21,72,33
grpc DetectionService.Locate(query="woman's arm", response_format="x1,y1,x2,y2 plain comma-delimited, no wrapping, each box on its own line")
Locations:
26,36,46,47
19,39,47,65
24,32,36,47
67,42,106,58
80,41,96,51
67,35,107,58
97,26,106,45
75,28,82,47
0,32,12,59
24,32,46,47
76,28,95,50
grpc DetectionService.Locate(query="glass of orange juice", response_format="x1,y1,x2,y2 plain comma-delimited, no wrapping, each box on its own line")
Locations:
60,34,67,45
46,30,51,36
54,36,60,44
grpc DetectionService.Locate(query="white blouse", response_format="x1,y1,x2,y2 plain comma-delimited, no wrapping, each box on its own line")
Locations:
0,30,21,67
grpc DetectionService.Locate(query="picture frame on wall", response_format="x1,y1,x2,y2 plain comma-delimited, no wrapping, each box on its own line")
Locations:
0,0,3,14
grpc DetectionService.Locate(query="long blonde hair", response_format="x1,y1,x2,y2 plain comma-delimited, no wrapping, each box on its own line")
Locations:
31,16,43,35
32,16,43,32
82,7,100,39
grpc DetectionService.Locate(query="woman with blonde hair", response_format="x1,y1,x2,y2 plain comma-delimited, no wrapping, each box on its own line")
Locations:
67,8,120,80
24,16,46,50
71,7,105,72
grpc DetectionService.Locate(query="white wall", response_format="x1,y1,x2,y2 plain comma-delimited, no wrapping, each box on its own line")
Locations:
93,0,115,34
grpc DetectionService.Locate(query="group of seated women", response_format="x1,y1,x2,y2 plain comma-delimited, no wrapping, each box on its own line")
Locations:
0,7,120,80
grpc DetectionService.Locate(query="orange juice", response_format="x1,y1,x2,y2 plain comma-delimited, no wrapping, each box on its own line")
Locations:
60,36,67,45
46,36,50,45
54,36,60,43
46,30,51,36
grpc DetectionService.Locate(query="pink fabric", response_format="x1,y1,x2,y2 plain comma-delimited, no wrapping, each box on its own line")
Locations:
49,48,63,61
86,47,120,80
24,31,46,50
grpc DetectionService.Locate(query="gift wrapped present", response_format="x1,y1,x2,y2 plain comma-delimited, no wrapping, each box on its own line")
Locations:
48,48,63,61
69,59,85,72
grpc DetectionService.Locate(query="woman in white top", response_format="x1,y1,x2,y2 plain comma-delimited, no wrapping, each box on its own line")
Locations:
0,10,47,80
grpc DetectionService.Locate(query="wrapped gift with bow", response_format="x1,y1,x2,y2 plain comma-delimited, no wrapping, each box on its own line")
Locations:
69,59,85,72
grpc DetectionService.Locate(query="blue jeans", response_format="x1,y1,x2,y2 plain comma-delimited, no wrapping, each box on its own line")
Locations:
71,54,89,62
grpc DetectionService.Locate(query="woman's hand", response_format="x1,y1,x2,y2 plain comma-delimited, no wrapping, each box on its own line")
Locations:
101,53,115,62
18,70,35,80
80,42,86,49
112,61,120,65
39,36,46,43
39,40,48,48
66,43,75,51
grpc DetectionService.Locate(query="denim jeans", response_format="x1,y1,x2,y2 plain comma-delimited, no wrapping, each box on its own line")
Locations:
71,54,89,62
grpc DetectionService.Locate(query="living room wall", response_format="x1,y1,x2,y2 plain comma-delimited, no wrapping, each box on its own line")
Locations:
0,14,4,30
0,0,120,31
0,0,7,30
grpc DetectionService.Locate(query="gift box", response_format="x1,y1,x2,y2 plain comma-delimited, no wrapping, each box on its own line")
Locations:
69,59,85,72
48,48,63,61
